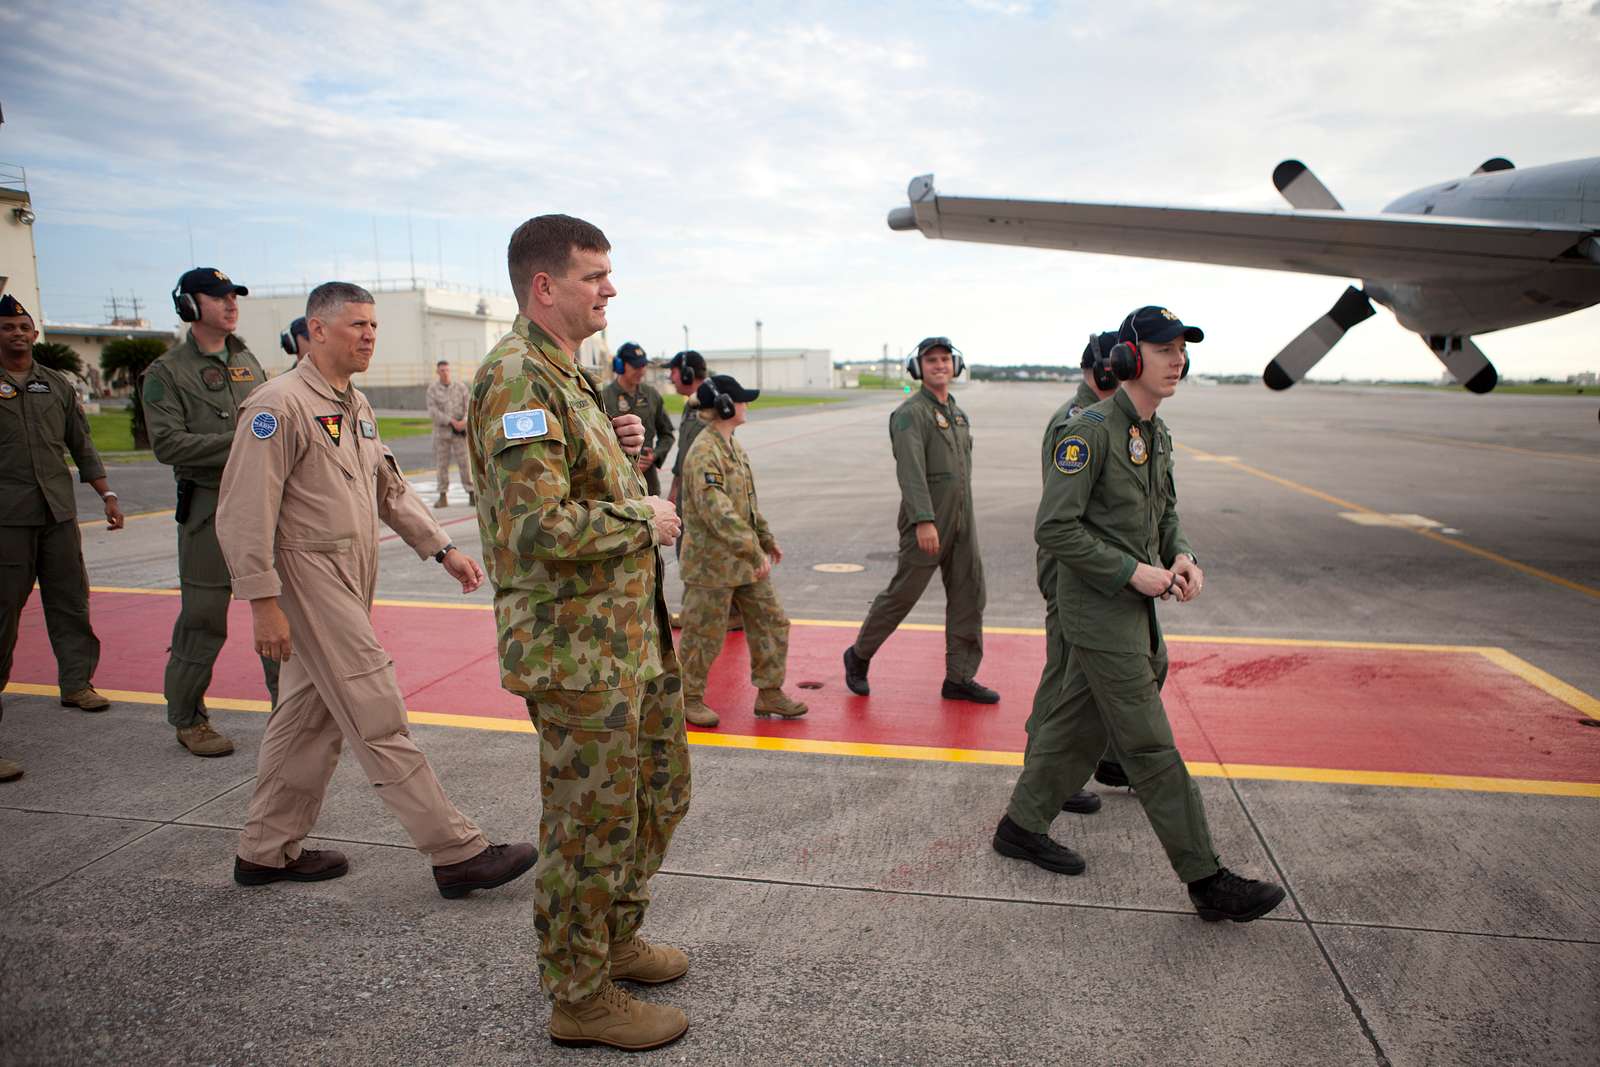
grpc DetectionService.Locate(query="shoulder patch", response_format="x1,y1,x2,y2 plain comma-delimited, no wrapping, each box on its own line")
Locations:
703,472,724,488
1053,434,1090,475
1066,403,1082,418
0,382,16,399
250,411,279,439
502,408,549,440
142,374,165,403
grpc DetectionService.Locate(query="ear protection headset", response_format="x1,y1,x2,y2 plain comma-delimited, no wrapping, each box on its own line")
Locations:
612,353,626,375
279,317,307,356
172,283,199,324
1108,315,1191,382
697,379,736,420
1086,332,1119,392
905,337,966,380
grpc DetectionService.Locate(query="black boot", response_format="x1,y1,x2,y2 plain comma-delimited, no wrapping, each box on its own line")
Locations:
1061,790,1102,814
1094,759,1130,789
941,678,1000,704
843,647,871,696
1187,868,1287,923
991,815,1085,875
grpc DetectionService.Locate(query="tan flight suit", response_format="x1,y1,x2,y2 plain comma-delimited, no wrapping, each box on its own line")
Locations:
217,359,488,868
425,376,470,498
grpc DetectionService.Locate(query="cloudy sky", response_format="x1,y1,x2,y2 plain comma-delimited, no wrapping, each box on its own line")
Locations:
3,0,1597,381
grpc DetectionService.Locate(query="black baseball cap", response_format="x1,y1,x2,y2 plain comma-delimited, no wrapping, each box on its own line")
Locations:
1118,306,1202,345
615,341,650,368
288,317,309,340
667,349,706,375
0,294,31,320
915,335,960,359
177,267,249,298
698,374,760,406
1081,330,1120,368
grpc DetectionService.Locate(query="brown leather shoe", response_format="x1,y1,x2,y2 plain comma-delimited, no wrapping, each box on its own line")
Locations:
754,688,808,718
234,848,350,885
60,687,111,711
0,756,23,782
433,841,536,899
549,981,688,1050
610,935,688,985
176,720,234,757
683,698,720,728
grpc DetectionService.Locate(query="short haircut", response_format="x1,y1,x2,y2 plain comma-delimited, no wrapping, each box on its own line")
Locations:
507,214,610,301
306,281,375,323
436,359,449,367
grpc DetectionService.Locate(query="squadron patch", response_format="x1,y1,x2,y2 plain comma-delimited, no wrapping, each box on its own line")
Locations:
228,366,256,383
316,413,343,445
0,382,17,399
1067,403,1082,418
26,380,51,394
934,411,950,429
502,408,549,440
954,413,968,427
250,411,278,439
200,366,226,390
617,396,631,413
359,418,376,439
1128,426,1148,465
1053,434,1090,475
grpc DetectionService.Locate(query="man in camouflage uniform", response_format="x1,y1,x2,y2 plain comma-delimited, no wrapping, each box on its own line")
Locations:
844,336,997,703
426,359,471,508
600,343,674,497
1,295,125,782
144,267,280,757
995,306,1285,924
677,374,808,729
1030,330,1128,813
468,214,690,1052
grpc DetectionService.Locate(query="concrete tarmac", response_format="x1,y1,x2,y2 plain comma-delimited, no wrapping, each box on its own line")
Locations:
5,380,1599,1065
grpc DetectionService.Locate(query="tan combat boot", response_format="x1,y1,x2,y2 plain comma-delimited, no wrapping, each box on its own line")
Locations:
682,696,720,729
754,688,808,718
60,687,111,711
0,756,22,782
176,719,235,757
434,492,449,508
610,935,688,985
549,980,687,1050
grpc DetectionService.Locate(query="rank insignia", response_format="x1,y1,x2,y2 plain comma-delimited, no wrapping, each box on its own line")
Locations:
0,382,16,398
26,380,51,393
228,366,256,382
934,411,950,429
317,413,343,444
502,409,548,440
617,396,631,413
1053,434,1089,475
359,419,376,439
250,411,278,439
1128,426,1148,465
200,366,227,390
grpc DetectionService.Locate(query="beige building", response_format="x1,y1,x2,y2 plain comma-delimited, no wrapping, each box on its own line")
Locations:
0,165,42,323
694,348,833,391
43,320,179,396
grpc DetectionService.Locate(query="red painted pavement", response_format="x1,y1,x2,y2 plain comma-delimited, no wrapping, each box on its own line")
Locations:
12,590,1600,784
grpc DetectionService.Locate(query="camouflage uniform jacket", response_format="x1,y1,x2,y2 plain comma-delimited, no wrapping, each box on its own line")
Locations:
1035,380,1104,601
679,426,774,588
468,315,671,694
0,361,106,525
143,330,269,489
600,380,675,470
889,385,975,542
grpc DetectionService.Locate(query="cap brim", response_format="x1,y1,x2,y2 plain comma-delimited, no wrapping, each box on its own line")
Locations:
730,387,761,403
1145,323,1202,343
192,283,248,298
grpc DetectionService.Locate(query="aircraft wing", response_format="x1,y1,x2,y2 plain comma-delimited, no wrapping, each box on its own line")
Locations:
887,175,1598,283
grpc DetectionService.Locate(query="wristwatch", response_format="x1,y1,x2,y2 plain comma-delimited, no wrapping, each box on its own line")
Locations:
433,542,455,563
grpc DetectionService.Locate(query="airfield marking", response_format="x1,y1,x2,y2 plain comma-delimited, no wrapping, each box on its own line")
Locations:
6,678,1597,800
1178,444,1600,601
1384,431,1600,466
79,508,175,529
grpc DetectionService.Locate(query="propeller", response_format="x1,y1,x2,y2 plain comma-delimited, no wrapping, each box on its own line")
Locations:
1425,336,1498,394
1272,160,1343,211
1263,286,1377,390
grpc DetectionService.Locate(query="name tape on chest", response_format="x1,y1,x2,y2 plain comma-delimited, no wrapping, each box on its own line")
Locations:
26,380,51,394
228,366,256,383
250,411,278,439
360,418,376,439
1053,434,1090,475
503,408,549,441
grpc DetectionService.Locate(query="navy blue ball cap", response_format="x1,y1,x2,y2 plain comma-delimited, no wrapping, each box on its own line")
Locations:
1082,330,1120,368
178,267,248,298
1119,306,1202,345
0,293,31,319
915,335,960,359
615,341,650,367
699,373,759,406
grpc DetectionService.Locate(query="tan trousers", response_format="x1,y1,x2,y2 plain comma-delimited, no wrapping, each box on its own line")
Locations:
236,550,487,868
433,430,470,495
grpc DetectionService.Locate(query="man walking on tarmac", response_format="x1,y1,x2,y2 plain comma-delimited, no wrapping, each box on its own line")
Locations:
844,336,997,704
469,214,691,1051
144,267,280,757
426,359,471,508
994,306,1285,924
218,281,535,898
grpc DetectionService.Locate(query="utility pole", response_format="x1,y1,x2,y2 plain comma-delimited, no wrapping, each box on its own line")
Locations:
755,319,763,390
881,343,889,389
682,324,690,352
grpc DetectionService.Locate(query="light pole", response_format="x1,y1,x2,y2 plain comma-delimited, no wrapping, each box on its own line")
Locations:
755,319,763,390
682,324,690,353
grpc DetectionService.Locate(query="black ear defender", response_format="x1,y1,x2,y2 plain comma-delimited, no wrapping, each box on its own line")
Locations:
1111,311,1193,381
1087,332,1119,391
905,336,966,380
697,379,736,420
279,317,307,356
172,283,199,324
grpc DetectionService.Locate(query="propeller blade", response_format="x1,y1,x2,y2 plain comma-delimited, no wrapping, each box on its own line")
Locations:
1425,336,1498,394
1263,286,1376,390
1271,160,1344,211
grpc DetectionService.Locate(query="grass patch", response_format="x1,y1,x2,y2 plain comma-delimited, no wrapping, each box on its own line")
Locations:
376,417,433,439
86,411,434,455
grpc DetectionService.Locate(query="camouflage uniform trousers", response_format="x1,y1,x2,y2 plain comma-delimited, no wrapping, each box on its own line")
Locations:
678,578,789,699
524,663,691,1005
432,430,470,496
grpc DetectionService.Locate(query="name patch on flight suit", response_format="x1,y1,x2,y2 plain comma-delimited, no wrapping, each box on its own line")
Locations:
26,380,51,394
0,382,15,399
1054,435,1090,475
251,412,278,439
200,366,227,390
502,409,549,440
1128,426,1148,466
359,419,376,439
934,411,950,429
228,366,256,382
316,413,343,445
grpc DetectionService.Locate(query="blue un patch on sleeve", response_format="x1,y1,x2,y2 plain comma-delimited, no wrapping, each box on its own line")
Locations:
502,409,549,440
250,411,278,439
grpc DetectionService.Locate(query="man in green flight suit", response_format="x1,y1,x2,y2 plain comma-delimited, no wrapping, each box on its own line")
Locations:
663,349,707,507
143,268,280,758
0,295,125,782
469,214,690,1051
601,343,675,497
844,336,997,703
994,306,1285,924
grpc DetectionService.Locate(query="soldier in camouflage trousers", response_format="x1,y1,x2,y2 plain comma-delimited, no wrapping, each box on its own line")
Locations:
677,374,808,729
468,214,691,1051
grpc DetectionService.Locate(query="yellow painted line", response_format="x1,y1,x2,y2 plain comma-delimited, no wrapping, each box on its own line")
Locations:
90,584,181,597
9,681,1595,798
1476,646,1600,720
1387,431,1600,466
79,508,174,529
1179,444,1600,601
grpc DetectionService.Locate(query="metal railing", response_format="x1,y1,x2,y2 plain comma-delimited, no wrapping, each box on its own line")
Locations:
247,277,512,299
0,162,27,193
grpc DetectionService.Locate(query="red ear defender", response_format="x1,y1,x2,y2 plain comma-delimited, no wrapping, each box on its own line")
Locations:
1109,340,1143,381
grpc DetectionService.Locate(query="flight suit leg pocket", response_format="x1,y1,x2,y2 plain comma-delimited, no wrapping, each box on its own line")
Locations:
338,653,409,741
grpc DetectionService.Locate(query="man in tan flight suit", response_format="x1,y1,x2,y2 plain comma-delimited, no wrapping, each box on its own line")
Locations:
426,359,471,508
218,281,536,897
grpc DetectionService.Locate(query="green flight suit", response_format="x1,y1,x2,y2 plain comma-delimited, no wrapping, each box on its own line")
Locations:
1007,388,1218,883
670,396,706,484
0,361,104,700
143,330,279,725
853,385,985,684
600,379,675,497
